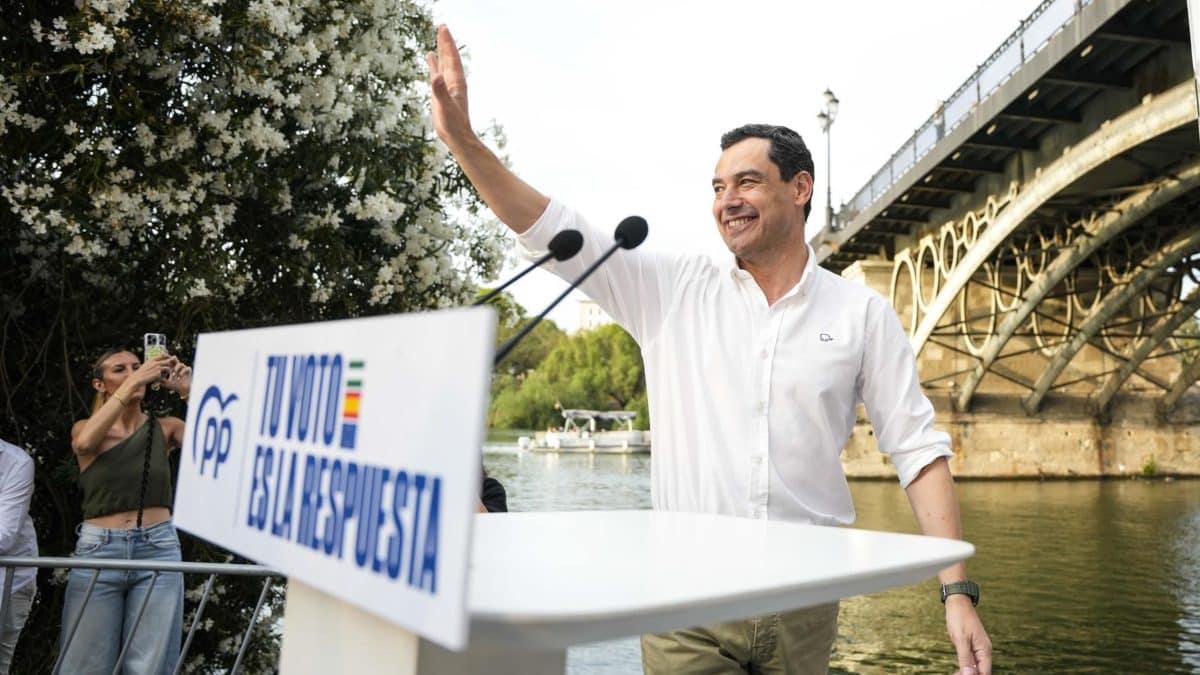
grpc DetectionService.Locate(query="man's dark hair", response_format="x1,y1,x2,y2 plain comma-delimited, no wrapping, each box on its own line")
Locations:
720,124,815,220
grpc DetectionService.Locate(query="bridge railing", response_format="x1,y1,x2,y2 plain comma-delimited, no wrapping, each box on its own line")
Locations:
0,556,280,675
839,0,1092,224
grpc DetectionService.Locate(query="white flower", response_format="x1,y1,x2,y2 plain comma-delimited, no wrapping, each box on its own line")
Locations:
415,258,439,289
75,23,117,55
241,110,287,155
88,0,133,23
134,123,155,149
188,279,212,298
349,192,407,227
196,15,221,39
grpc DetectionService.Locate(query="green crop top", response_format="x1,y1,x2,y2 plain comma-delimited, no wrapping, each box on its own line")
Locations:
78,418,174,520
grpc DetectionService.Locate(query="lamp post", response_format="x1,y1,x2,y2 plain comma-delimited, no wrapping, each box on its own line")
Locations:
816,88,839,230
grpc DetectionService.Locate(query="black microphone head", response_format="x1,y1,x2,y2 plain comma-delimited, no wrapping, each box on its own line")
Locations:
614,216,648,250
548,229,584,261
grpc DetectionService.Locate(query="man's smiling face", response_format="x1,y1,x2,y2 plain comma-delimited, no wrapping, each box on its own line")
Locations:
711,137,811,264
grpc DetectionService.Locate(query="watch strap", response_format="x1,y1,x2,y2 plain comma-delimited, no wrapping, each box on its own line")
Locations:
940,580,979,606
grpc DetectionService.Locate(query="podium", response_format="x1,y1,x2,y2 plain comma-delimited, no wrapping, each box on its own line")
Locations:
280,510,973,674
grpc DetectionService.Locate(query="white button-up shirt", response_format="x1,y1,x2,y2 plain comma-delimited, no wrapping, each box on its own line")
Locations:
0,439,38,591
518,200,952,525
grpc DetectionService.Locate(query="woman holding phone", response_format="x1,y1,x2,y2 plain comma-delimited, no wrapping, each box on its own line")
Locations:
59,345,191,674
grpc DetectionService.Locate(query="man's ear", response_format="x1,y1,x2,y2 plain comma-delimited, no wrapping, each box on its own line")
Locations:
793,171,814,207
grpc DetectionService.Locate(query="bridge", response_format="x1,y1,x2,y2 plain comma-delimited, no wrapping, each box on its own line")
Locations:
815,0,1200,477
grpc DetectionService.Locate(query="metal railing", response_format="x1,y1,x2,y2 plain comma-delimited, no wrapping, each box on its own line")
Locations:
0,556,281,675
839,0,1094,224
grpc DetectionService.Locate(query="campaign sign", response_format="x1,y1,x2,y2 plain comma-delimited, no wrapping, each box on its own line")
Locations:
175,308,495,650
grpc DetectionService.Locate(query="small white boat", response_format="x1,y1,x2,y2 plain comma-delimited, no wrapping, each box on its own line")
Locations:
518,409,651,454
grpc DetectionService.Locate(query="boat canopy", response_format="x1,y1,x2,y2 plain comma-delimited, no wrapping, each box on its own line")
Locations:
561,409,637,421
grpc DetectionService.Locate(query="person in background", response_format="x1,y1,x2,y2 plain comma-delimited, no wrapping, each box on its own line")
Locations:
479,467,507,513
59,347,191,674
0,437,37,674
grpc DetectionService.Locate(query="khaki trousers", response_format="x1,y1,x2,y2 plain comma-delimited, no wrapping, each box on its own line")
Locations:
641,602,839,675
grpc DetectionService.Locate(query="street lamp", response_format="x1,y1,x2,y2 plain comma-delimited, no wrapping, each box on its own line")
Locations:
816,88,839,230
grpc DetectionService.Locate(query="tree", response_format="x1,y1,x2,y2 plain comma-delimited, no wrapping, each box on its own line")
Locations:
478,288,566,378
478,288,566,426
490,324,648,431
0,2,507,671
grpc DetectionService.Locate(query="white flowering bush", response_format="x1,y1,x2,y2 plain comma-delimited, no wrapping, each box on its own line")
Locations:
1,1,508,671
2,0,507,317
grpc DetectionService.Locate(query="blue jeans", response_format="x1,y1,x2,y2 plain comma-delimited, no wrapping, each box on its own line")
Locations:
59,521,184,675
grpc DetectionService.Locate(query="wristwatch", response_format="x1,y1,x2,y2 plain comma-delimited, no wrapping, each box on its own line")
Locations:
940,580,980,606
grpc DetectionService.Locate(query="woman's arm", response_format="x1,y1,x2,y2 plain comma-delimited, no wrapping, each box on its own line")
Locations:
160,357,192,451
71,401,126,457
162,417,187,450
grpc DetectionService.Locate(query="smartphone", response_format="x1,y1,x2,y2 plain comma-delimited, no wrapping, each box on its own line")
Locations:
144,333,168,389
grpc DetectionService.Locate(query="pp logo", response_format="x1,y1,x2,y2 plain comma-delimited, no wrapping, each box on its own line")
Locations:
192,385,239,479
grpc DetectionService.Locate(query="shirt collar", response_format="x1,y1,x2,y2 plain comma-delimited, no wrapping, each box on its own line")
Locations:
722,244,819,299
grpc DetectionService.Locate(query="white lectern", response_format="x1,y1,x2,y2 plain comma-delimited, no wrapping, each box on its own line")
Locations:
280,510,973,674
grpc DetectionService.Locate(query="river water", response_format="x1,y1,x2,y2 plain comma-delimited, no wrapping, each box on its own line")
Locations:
482,441,1200,674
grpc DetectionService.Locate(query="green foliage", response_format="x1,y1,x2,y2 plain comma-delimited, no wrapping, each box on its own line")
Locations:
1141,455,1158,477
0,2,507,671
490,324,648,431
478,288,567,380
496,320,568,381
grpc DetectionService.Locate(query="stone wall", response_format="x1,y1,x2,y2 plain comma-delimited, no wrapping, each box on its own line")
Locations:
841,385,1200,479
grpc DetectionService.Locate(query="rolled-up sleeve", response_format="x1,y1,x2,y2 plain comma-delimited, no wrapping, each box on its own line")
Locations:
858,294,953,488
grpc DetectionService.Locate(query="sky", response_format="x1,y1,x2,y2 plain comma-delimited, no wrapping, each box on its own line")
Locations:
433,0,1046,331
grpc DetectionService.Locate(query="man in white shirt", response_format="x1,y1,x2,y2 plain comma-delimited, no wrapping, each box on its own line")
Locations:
0,438,37,674
427,25,991,675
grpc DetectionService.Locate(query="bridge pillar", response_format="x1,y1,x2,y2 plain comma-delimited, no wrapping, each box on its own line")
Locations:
840,260,893,298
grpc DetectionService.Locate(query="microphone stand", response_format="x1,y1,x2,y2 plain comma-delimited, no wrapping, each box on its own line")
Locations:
475,230,583,306
493,217,647,366
493,246,621,366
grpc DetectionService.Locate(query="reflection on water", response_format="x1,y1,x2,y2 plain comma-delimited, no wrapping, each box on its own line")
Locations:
483,446,1200,674
485,446,652,513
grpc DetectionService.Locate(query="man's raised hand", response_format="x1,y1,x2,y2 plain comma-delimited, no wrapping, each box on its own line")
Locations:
422,24,550,232
426,25,474,147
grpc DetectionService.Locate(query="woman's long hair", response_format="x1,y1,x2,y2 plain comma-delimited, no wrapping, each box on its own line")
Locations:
89,347,128,415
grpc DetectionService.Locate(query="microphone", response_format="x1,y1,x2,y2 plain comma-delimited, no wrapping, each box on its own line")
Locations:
474,229,584,306
494,216,648,366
